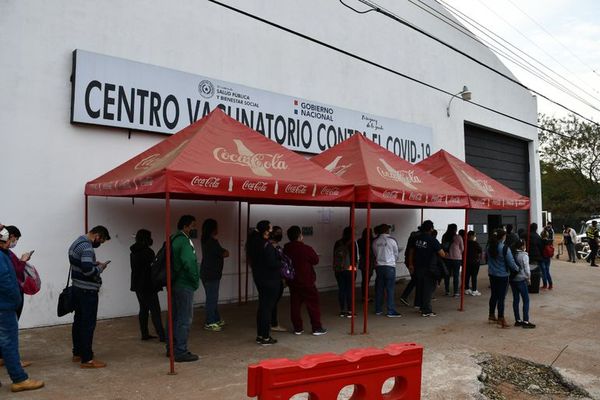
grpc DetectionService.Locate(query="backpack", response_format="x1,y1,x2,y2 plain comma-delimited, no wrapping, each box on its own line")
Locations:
150,239,173,289
21,262,41,295
279,250,295,281
542,244,555,258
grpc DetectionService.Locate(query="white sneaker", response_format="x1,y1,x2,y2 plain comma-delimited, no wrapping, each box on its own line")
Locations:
464,289,472,295
471,290,481,296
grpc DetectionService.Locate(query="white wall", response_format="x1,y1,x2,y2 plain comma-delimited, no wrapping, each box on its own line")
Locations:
0,0,539,328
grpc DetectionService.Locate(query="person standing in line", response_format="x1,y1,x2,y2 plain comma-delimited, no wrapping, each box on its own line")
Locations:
465,230,482,296
528,223,545,286
269,226,287,333
400,227,421,307
372,224,401,318
283,225,327,336
586,221,599,267
167,215,200,362
200,219,229,332
332,227,356,318
540,224,554,289
0,227,44,392
505,224,519,249
130,229,165,341
442,224,463,297
487,229,518,328
68,225,111,368
510,239,535,329
357,228,374,304
0,226,32,368
411,220,445,317
563,225,577,263
247,220,281,346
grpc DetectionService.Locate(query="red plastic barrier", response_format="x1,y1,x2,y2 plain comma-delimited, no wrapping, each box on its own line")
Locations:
247,343,423,399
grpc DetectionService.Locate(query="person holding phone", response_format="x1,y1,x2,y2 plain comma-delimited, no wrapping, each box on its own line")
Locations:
67,225,111,369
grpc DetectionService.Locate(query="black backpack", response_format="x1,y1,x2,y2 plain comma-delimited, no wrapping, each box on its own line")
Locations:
150,239,173,290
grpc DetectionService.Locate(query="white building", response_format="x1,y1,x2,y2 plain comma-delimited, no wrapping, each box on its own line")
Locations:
1,0,540,328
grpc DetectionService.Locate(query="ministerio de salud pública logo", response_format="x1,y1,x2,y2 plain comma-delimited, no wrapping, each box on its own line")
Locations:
198,80,215,99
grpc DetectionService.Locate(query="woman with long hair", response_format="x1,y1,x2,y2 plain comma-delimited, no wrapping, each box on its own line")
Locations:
441,223,463,297
487,229,519,328
510,239,535,328
332,227,355,317
200,219,229,332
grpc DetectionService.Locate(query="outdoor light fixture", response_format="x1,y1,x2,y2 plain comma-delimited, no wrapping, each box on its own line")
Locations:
446,85,472,117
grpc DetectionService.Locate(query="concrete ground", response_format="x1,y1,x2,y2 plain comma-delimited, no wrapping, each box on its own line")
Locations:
2,259,600,399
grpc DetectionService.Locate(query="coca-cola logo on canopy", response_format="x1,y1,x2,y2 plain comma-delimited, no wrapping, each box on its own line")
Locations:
376,159,421,190
285,184,307,194
242,180,268,192
323,156,352,177
190,176,221,188
213,139,288,177
134,140,189,171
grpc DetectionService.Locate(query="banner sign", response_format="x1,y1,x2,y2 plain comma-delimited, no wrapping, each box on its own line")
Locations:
71,50,433,160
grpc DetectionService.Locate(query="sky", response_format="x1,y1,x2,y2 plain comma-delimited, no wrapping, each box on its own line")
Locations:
441,0,600,123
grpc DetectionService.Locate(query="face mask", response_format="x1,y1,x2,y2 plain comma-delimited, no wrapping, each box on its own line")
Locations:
92,240,101,248
189,229,198,239
9,241,17,249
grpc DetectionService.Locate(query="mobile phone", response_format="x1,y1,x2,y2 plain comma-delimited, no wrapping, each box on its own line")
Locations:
28,250,35,256
105,260,112,265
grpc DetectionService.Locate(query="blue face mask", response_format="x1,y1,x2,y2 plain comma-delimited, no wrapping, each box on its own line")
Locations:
9,241,17,249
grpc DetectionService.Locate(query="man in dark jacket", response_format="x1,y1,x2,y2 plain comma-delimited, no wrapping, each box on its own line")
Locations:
283,226,327,336
0,227,44,392
130,229,165,342
529,223,545,286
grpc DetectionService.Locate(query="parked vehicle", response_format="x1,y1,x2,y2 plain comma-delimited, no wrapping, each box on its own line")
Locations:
575,216,600,258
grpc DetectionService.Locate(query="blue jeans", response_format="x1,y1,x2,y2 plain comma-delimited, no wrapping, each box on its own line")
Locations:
168,287,194,357
444,259,461,294
510,280,530,322
334,271,353,313
540,257,553,286
489,275,509,318
72,287,99,363
202,279,221,325
0,310,27,383
375,265,396,314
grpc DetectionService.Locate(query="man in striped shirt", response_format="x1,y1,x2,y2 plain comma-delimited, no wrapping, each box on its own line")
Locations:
68,225,110,368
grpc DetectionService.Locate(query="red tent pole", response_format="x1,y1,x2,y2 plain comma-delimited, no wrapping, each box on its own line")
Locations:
238,201,242,305
165,192,175,374
364,202,371,334
459,210,469,311
245,203,251,304
84,195,89,232
350,203,356,335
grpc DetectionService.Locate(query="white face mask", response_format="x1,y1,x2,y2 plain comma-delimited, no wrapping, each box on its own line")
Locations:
9,241,17,249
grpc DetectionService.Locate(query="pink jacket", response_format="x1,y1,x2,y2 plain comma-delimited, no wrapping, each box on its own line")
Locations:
447,235,464,261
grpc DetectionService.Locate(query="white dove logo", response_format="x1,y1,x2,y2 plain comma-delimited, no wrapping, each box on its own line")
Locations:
376,159,421,190
213,139,288,177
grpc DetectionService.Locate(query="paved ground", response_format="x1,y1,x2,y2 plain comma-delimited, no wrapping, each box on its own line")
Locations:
2,259,599,399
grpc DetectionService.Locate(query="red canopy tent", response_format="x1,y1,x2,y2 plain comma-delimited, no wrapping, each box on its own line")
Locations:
85,108,355,373
311,134,470,333
416,149,530,311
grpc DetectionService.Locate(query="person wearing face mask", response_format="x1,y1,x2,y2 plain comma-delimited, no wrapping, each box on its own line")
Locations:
130,229,165,342
268,226,287,333
68,225,111,368
0,227,44,392
200,219,229,332
166,215,200,362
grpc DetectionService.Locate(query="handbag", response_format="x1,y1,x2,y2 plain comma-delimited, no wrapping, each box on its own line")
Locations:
21,262,41,295
57,267,74,317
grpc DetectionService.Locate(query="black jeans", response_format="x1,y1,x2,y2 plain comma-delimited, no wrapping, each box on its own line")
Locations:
488,275,509,319
270,281,284,327
72,287,99,363
256,281,281,338
590,240,598,265
419,274,437,314
466,261,480,291
400,274,416,302
135,290,165,339
334,270,353,313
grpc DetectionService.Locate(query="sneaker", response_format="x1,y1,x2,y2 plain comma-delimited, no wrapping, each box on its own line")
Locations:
464,289,472,295
174,352,200,362
591,264,598,267
514,320,523,327
471,290,482,296
270,325,287,332
216,320,226,327
522,321,536,329
541,285,548,289
386,310,402,318
204,323,222,332
312,328,328,336
255,336,263,344
339,311,348,318
346,312,356,318
421,312,437,317
258,337,277,346
454,293,460,298
72,356,81,363
80,359,107,369
293,330,304,335
11,379,44,393
375,311,383,316
399,297,410,306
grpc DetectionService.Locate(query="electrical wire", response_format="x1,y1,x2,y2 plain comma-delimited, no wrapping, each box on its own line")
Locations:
206,0,574,138
355,0,599,126
412,0,600,112
339,0,374,14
